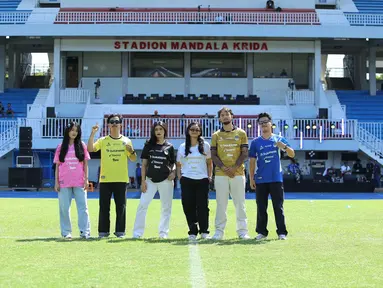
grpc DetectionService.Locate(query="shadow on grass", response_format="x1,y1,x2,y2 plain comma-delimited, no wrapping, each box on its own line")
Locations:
15,236,278,245
16,237,103,243
107,237,275,246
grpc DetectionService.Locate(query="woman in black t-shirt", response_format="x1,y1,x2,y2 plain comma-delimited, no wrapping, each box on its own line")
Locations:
133,121,176,239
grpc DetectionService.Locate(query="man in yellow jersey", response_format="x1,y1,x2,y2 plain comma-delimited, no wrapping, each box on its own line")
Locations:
88,114,137,238
211,107,250,240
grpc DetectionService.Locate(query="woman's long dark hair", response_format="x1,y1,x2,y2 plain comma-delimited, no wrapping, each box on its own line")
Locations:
185,122,206,157
59,122,85,162
146,121,168,147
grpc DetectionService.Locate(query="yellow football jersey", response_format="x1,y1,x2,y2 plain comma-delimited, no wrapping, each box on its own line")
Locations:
93,135,133,183
211,127,248,176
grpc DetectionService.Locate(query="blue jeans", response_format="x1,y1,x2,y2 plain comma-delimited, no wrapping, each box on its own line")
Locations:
58,187,90,237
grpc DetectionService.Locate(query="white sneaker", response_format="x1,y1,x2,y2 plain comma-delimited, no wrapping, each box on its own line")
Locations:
132,234,141,239
239,234,251,240
63,234,72,240
200,233,211,240
212,232,223,240
80,234,90,239
255,234,267,240
278,234,287,240
188,235,197,242
159,233,168,239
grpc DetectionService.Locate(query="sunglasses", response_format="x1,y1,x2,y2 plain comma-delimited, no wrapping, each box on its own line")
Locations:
109,120,121,125
258,120,270,125
189,128,201,132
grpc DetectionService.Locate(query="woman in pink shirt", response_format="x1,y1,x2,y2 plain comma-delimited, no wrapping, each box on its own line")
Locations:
54,122,91,239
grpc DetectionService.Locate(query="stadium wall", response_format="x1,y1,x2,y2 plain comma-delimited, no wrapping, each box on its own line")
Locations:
60,0,315,9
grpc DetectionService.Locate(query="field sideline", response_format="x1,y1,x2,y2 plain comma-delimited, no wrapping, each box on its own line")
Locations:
0,198,382,288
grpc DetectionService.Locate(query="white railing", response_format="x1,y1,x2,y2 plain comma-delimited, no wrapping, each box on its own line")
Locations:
0,11,32,24
357,125,383,159
0,120,18,146
96,117,357,140
19,118,84,139
345,13,383,26
5,117,359,141
290,118,356,139
54,11,320,25
102,117,268,139
358,122,383,140
60,89,91,104
0,120,19,157
286,90,315,105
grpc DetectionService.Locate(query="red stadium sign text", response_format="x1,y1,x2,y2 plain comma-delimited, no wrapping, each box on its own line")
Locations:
114,40,268,52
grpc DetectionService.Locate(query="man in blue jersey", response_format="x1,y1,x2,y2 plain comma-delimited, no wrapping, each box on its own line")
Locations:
249,113,295,240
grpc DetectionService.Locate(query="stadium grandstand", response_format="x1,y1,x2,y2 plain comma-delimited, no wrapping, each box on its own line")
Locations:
0,0,382,188
0,0,382,286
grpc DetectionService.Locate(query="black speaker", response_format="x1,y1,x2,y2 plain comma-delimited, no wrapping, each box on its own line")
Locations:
318,108,328,119
8,168,42,189
47,107,56,118
19,126,32,152
19,141,32,149
19,149,33,156
19,127,32,141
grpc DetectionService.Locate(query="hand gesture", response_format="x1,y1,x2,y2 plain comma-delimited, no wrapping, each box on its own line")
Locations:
54,181,60,192
141,181,147,193
91,123,99,134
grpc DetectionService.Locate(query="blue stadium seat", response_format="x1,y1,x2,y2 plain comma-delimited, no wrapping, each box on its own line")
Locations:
337,90,383,138
0,0,22,10
0,88,39,118
353,0,383,14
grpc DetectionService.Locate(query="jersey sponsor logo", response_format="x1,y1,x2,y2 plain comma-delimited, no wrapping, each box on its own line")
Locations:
234,135,240,141
221,143,237,147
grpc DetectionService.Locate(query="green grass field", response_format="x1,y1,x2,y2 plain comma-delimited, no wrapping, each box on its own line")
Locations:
0,198,382,288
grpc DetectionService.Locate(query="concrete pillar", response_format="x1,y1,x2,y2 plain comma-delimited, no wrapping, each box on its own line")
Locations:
360,50,368,90
184,52,191,96
0,43,5,93
308,55,314,90
122,52,128,95
53,38,61,105
15,52,21,88
321,54,328,82
246,53,254,96
7,46,15,88
368,42,377,96
353,53,361,90
48,52,53,71
314,40,322,107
